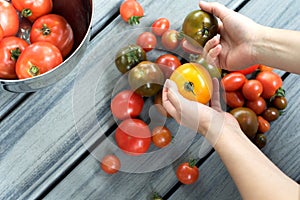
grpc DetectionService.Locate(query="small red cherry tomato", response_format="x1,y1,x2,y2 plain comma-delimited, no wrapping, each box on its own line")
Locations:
257,116,270,133
100,154,121,174
246,96,267,115
221,72,246,92
110,90,144,120
242,79,263,101
0,36,29,79
152,126,172,148
161,30,180,50
16,42,63,79
256,71,282,99
155,54,181,78
222,90,245,109
176,160,199,184
30,14,74,58
12,0,53,22
136,32,157,52
119,0,144,25
151,18,170,36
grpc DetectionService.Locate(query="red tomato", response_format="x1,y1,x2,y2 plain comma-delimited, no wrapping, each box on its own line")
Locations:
257,116,270,133
246,97,267,115
16,42,63,79
110,90,144,120
155,54,181,78
222,91,245,109
151,18,170,36
234,64,259,75
161,30,180,50
30,14,74,58
152,126,172,148
100,154,121,174
256,71,282,99
0,24,3,40
115,119,151,156
0,0,19,37
12,0,53,22
176,160,199,184
221,72,246,92
0,37,29,79
136,32,157,52
120,0,144,25
242,79,263,101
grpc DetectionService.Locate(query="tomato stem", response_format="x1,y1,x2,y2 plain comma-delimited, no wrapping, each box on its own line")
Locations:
21,9,33,18
10,48,22,61
128,16,143,25
188,159,197,168
29,66,40,77
41,24,51,35
184,82,196,95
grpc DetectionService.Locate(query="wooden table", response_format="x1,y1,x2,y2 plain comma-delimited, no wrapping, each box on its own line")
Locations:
1,0,299,199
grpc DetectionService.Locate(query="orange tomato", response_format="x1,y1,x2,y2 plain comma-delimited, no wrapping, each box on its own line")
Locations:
170,63,213,104
258,64,273,72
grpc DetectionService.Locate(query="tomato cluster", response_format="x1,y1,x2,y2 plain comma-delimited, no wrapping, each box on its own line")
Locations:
222,65,287,149
0,0,74,80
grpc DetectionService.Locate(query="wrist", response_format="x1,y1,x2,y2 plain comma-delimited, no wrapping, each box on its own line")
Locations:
251,25,271,65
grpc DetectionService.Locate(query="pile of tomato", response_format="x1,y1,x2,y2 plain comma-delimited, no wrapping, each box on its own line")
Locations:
221,64,287,149
0,0,74,80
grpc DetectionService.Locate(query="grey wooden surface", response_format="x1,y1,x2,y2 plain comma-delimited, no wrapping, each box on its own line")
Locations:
0,0,299,200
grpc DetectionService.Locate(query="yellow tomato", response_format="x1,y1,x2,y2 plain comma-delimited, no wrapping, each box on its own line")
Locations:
170,63,213,104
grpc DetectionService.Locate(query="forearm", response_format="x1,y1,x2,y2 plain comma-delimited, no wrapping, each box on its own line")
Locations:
213,127,299,200
254,26,300,74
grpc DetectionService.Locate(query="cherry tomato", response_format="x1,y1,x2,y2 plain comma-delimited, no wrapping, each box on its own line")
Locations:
152,126,172,148
272,96,287,110
110,90,144,120
221,72,246,92
258,64,273,72
0,36,29,79
234,64,259,75
256,71,282,99
222,91,245,109
120,0,144,25
16,42,63,79
0,0,19,37
12,0,53,22
136,32,157,52
246,97,267,115
230,107,258,139
30,14,74,58
100,154,121,174
176,160,199,184
115,118,151,156
151,18,170,36
155,54,181,78
254,134,267,149
161,30,180,50
242,79,263,101
170,63,213,104
128,61,165,97
262,107,280,122
154,90,171,118
257,116,270,133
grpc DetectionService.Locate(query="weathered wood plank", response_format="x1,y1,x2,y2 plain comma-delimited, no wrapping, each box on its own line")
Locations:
0,0,122,121
170,0,300,199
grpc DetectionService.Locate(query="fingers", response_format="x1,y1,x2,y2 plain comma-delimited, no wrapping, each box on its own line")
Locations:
199,1,232,21
203,34,220,57
162,79,181,118
210,78,222,112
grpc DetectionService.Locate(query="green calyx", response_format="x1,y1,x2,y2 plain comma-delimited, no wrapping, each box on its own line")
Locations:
41,24,51,35
21,8,33,18
184,81,196,95
10,48,22,61
29,66,40,77
188,159,197,168
128,16,143,25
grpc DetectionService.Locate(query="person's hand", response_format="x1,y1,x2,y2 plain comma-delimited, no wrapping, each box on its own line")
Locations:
200,1,262,71
162,78,241,146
